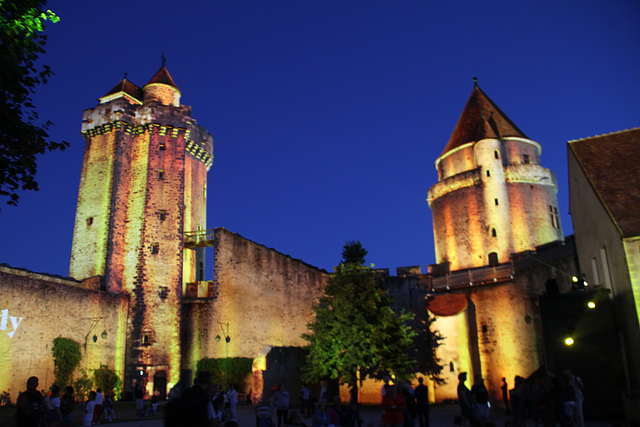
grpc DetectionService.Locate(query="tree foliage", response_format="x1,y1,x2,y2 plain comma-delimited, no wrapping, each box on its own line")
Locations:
51,336,81,388
93,364,122,398
301,243,416,385
73,369,93,401
196,357,254,386
341,240,368,266
413,299,446,384
0,0,68,208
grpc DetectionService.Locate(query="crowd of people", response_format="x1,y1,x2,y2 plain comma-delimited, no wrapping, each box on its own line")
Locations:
14,376,118,427
456,369,585,427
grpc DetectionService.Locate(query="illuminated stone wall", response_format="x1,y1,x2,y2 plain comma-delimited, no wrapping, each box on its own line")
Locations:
0,266,128,397
183,228,328,371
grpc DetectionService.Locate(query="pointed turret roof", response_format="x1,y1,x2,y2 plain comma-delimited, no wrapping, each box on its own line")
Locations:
100,76,143,103
144,65,181,93
440,81,527,157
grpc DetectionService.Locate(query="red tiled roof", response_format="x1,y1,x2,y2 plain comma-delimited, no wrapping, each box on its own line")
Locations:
569,128,640,237
440,83,527,157
144,65,179,90
101,78,142,101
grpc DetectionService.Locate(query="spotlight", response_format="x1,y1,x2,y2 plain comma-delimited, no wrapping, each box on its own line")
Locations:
587,301,596,309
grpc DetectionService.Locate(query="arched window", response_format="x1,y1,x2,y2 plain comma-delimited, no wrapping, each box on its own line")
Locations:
491,227,497,237
488,252,499,266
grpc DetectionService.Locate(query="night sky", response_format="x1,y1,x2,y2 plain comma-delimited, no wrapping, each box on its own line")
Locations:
1,0,638,279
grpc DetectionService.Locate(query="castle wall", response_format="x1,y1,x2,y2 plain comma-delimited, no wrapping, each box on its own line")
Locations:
0,266,128,397
183,228,328,369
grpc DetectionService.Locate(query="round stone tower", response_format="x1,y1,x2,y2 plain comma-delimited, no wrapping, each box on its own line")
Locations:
69,65,213,396
427,81,563,270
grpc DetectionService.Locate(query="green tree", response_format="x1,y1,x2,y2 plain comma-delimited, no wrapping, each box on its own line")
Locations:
51,337,82,388
93,364,122,398
196,357,254,387
73,369,93,401
301,242,416,386
413,300,446,384
0,0,68,208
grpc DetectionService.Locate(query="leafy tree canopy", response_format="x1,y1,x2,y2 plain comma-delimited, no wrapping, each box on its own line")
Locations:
302,243,416,386
0,0,67,208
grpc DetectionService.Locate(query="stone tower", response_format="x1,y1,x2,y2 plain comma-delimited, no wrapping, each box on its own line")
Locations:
69,65,213,392
427,82,563,270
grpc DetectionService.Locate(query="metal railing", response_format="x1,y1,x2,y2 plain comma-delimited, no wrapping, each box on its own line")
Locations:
430,263,514,292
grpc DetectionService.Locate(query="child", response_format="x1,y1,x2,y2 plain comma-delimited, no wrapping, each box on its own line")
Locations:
83,391,97,427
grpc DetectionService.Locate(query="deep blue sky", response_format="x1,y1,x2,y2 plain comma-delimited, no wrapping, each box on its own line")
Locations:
1,0,638,278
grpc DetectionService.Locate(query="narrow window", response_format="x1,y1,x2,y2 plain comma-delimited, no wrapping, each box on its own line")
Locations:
151,243,159,254
491,227,497,237
486,170,491,177
550,205,560,228
482,324,488,333
600,246,612,288
158,210,167,221
591,257,600,285
523,154,531,164
159,142,166,151
86,217,93,226
158,170,165,180
494,150,499,159
198,261,204,281
449,362,454,372
141,333,151,346
494,198,499,206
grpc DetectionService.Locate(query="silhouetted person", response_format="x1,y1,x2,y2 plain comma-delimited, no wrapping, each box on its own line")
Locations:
501,377,509,415
16,376,46,427
457,373,474,426
414,377,430,427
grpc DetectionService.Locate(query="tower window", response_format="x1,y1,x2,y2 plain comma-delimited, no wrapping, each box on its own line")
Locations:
158,210,167,221
488,252,499,265
482,324,488,333
159,142,166,151
494,150,500,159
158,170,165,179
486,170,491,177
151,243,159,254
141,333,151,346
523,154,531,164
494,198,499,206
86,217,93,226
491,227,497,237
549,205,559,228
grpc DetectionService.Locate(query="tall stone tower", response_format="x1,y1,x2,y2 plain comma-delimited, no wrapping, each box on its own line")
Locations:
427,81,563,270
69,65,213,392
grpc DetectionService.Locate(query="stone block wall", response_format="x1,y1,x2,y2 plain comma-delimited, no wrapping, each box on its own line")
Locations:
183,228,329,370
0,266,129,396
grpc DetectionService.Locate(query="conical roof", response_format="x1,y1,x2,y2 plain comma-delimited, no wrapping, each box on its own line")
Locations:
144,65,180,93
100,77,143,102
440,82,527,157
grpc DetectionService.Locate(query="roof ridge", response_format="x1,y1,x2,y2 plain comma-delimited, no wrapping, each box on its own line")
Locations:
568,126,640,143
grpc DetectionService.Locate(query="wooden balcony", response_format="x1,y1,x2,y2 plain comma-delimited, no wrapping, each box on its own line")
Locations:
184,229,216,248
430,263,514,292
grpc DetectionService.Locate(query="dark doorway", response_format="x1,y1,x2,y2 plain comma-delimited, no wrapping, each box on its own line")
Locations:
154,371,167,400
488,252,499,266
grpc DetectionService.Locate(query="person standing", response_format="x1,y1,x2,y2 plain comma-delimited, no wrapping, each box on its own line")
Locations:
381,384,406,427
300,384,312,417
501,378,510,415
457,373,474,426
134,380,144,419
226,384,239,421
93,388,104,424
272,384,290,427
45,384,63,427
564,369,584,427
414,377,430,427
61,386,76,427
83,391,97,427
471,375,490,420
16,376,46,427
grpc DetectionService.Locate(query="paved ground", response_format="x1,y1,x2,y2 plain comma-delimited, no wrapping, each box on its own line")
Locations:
111,403,623,427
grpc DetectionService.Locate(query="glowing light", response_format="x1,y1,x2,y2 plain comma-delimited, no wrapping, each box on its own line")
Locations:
572,276,579,283
587,301,596,309
564,337,574,346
